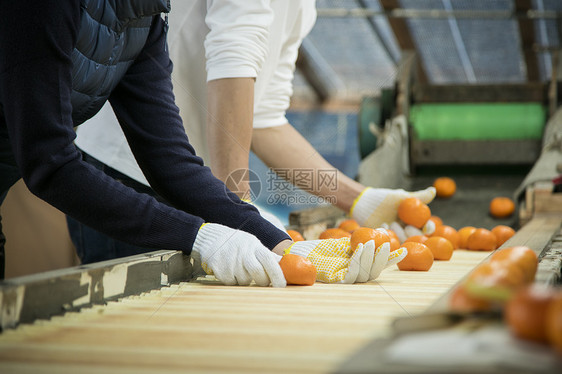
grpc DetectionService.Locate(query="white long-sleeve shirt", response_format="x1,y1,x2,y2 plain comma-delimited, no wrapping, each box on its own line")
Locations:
75,0,317,185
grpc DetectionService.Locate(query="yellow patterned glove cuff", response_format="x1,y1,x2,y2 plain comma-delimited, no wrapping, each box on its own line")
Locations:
288,238,355,283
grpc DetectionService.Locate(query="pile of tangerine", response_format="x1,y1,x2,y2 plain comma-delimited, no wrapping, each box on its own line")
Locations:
288,196,517,273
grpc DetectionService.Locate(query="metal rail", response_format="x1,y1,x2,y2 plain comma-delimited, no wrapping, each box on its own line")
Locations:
316,8,562,20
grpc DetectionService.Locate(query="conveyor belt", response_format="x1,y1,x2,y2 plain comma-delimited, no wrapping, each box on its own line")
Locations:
0,250,492,374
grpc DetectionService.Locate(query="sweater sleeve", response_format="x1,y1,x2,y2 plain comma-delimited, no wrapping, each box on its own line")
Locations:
204,0,273,81
108,16,290,250
0,2,200,254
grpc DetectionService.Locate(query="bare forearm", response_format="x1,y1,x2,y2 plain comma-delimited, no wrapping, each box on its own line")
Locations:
206,78,254,196
251,124,364,212
272,239,293,256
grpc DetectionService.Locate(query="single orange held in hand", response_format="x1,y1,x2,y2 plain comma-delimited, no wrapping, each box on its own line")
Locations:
319,228,351,240
397,242,434,271
505,285,556,343
491,225,515,247
350,227,389,252
489,197,515,218
287,229,304,242
338,219,360,233
398,197,431,229
431,225,459,249
466,228,497,251
424,236,454,260
279,253,317,286
433,177,456,198
489,246,537,284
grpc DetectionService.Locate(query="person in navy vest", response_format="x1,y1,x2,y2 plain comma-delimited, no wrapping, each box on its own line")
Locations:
0,0,402,286
0,0,293,285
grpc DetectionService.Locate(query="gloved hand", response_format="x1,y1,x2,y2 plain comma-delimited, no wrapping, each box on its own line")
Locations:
286,238,407,283
192,223,286,287
381,217,436,245
350,187,436,228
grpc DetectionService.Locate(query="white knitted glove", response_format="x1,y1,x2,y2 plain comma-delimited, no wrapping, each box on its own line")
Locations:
287,238,407,283
351,187,436,228
383,220,435,243
192,223,286,287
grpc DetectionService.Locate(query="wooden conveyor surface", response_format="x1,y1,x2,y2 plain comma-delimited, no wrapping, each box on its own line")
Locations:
0,250,492,374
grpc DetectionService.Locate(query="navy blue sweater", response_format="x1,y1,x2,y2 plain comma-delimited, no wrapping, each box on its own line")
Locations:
0,1,290,253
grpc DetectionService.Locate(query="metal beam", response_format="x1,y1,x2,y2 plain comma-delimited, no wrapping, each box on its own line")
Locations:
316,8,562,20
356,0,399,65
380,0,428,84
296,38,346,102
516,0,540,81
0,250,191,330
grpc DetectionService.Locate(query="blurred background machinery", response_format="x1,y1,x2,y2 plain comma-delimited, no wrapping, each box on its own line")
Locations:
253,0,562,231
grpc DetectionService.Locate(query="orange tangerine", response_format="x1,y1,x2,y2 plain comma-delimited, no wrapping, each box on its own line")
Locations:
397,197,431,229
403,235,428,244
489,197,515,218
491,225,515,248
428,215,443,227
350,227,389,252
431,225,460,249
397,242,434,271
389,236,401,252
466,260,526,301
449,285,491,312
279,253,317,286
424,236,454,260
386,229,399,242
505,285,556,343
338,219,360,233
457,226,477,249
319,228,351,240
433,177,456,198
489,246,538,284
466,228,497,251
287,229,304,242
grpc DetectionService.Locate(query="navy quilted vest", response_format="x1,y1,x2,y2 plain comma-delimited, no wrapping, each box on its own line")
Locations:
72,0,170,125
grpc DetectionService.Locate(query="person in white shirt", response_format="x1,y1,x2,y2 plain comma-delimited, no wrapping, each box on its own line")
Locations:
72,0,434,264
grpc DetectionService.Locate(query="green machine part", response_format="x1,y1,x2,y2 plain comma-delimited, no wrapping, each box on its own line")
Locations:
409,103,546,141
